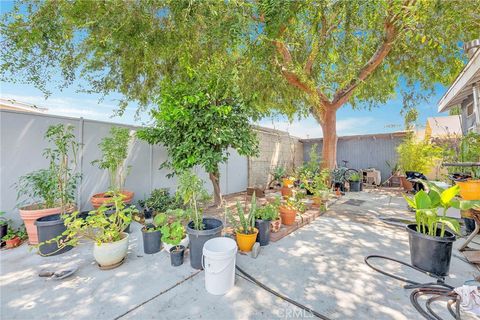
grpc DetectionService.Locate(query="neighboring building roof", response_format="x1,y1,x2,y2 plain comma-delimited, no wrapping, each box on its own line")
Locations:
0,98,48,113
437,47,480,112
425,116,462,139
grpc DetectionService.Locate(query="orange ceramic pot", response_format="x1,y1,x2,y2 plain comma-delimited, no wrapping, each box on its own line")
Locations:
457,180,480,200
279,206,296,226
281,186,293,198
90,190,134,209
19,204,63,244
282,178,295,187
6,236,21,248
270,218,282,233
235,228,259,252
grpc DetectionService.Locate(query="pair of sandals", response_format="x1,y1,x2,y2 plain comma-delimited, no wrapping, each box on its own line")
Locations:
38,267,78,280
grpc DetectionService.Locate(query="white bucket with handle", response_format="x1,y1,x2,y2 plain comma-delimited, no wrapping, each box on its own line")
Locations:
202,237,237,295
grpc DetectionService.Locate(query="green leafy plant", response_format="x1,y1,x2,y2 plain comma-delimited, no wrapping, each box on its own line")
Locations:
348,172,361,182
161,221,186,249
2,227,17,241
92,127,133,192
227,193,258,235
0,211,9,226
304,169,330,197
269,166,287,187
1,225,26,241
296,144,321,181
255,197,280,221
397,135,443,174
459,132,480,179
176,171,210,230
15,124,80,211
138,188,180,214
404,184,461,237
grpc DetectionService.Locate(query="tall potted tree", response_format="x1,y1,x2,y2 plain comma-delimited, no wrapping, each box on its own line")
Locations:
177,171,223,270
90,126,135,208
17,124,80,245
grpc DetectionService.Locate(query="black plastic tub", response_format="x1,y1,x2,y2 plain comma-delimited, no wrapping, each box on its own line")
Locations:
186,218,223,269
142,224,161,254
464,218,476,234
255,219,271,246
35,214,73,256
349,181,361,192
170,245,185,266
144,208,153,219
406,224,455,276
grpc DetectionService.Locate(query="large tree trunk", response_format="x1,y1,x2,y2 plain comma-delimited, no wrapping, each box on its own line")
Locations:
209,170,222,207
320,109,338,170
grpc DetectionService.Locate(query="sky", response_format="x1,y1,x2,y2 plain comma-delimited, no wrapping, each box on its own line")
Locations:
0,1,452,138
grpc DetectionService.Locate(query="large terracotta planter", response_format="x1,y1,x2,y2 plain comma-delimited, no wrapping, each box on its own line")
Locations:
270,217,282,233
93,232,129,267
281,186,293,198
235,228,259,252
456,180,480,200
279,206,297,226
19,204,62,244
90,190,134,209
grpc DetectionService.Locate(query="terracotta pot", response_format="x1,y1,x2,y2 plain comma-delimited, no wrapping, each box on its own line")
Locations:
456,180,480,200
6,236,21,248
399,176,413,192
282,178,295,188
235,228,259,252
270,218,282,233
279,206,296,226
312,196,321,206
281,186,293,198
90,190,134,209
19,204,63,244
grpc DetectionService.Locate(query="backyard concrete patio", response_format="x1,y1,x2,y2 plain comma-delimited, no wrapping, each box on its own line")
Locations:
1,188,478,320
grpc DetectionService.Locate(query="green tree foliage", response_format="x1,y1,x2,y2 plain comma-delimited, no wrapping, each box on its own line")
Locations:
2,1,479,169
397,135,443,174
137,78,259,205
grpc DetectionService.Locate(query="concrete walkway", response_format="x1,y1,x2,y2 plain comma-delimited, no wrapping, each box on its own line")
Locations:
1,189,478,319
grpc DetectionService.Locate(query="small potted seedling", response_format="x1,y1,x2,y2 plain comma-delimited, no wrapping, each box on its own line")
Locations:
2,226,26,249
162,220,187,267
348,172,361,192
227,193,258,252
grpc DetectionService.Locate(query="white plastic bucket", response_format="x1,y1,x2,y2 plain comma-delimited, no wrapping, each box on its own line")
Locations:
202,237,237,295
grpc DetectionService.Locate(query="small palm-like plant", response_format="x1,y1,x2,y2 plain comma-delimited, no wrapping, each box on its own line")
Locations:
227,193,257,234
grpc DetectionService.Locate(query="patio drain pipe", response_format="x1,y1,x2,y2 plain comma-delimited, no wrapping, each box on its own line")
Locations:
235,265,332,320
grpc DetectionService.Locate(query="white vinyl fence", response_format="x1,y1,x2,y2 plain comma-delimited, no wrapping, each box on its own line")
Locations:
0,110,248,225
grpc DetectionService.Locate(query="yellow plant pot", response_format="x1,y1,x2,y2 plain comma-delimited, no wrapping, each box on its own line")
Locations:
235,228,259,252
282,178,295,187
457,180,480,200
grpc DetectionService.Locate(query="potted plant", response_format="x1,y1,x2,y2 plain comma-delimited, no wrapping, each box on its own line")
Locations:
348,172,361,192
268,166,286,189
138,213,167,254
0,211,9,244
138,188,179,219
403,183,479,276
226,193,259,252
162,209,190,252
162,219,187,266
2,226,26,249
455,132,480,200
178,170,223,270
303,169,330,206
16,124,80,245
279,191,307,226
39,194,136,268
90,126,135,208
254,198,280,246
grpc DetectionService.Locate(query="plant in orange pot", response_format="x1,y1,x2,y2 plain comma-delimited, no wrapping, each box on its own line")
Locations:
16,124,80,244
227,193,259,252
280,192,307,226
90,127,135,208
454,132,480,200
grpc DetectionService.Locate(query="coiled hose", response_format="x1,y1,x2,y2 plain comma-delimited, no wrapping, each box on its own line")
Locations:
235,265,332,320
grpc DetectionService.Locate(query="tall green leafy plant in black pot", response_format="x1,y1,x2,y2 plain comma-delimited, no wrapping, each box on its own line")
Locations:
177,171,222,270
403,182,479,276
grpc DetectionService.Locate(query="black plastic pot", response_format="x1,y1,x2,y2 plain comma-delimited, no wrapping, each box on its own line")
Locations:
255,219,271,246
406,224,455,276
35,214,73,256
144,208,153,219
464,218,476,234
170,245,185,266
186,217,223,269
349,181,361,192
0,223,8,239
142,224,162,254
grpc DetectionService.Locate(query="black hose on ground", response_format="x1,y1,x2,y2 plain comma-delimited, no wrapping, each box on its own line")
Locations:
364,255,460,320
235,265,332,320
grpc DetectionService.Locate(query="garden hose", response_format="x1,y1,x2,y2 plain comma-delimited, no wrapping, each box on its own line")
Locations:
364,255,460,320
235,265,332,320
